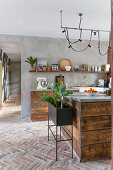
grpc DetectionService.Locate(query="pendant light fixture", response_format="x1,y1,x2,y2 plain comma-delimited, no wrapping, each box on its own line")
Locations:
60,10,110,56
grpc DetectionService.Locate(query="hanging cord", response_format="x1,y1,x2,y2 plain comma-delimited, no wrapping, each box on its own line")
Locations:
97,30,109,56
65,28,93,52
64,28,82,44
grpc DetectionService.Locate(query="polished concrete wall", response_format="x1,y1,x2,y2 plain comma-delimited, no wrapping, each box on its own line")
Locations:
0,35,108,117
0,60,2,106
11,61,21,95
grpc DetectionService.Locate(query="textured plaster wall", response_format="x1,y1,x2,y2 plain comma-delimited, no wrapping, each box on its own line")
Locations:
0,61,2,106
0,35,108,117
11,61,21,95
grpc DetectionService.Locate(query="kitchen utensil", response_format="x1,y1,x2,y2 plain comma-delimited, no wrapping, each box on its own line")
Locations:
109,77,112,89
102,64,110,72
91,66,95,71
36,77,48,89
55,74,64,86
94,66,97,71
65,66,71,71
88,65,91,71
98,79,104,87
97,66,101,72
59,59,72,71
75,65,79,71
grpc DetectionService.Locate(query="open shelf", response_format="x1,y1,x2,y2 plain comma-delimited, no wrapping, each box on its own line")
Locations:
29,70,109,74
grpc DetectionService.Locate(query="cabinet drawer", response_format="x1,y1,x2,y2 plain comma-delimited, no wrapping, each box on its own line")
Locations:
81,129,111,145
81,102,111,117
81,142,111,162
81,115,111,131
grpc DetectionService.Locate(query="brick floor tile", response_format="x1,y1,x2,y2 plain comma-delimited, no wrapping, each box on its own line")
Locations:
0,95,111,170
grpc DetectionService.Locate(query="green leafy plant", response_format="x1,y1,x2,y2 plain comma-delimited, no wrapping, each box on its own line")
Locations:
25,56,38,65
40,82,73,109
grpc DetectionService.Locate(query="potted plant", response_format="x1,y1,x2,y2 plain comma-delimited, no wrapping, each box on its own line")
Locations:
40,82,73,126
25,56,38,71
43,66,47,71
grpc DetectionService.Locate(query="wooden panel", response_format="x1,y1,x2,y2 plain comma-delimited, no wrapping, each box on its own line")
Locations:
81,115,111,131
31,91,53,121
61,126,81,158
81,102,111,117
81,129,111,145
74,102,81,116
66,125,81,143
31,112,48,121
63,99,112,162
73,114,80,130
31,91,53,98
108,48,112,66
81,142,111,162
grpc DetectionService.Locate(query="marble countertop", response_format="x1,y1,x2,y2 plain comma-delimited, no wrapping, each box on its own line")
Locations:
66,95,111,103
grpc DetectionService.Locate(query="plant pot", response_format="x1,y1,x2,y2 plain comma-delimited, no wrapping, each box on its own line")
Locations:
31,64,34,70
47,67,51,71
43,67,47,71
48,102,73,126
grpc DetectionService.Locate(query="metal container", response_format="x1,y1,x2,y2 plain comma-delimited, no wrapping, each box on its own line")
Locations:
91,66,95,71
97,66,101,72
48,103,73,126
94,66,98,72
88,65,91,71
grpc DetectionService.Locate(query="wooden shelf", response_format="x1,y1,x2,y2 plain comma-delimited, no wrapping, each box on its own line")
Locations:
29,70,109,74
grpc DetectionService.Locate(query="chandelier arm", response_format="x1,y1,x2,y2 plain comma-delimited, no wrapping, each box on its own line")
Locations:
97,31,109,56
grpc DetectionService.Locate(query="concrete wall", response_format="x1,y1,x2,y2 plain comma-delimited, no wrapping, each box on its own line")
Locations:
0,35,108,117
0,60,2,106
6,65,11,99
11,61,21,95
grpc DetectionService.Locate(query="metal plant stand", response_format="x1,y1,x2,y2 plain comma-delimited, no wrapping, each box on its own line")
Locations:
48,115,73,161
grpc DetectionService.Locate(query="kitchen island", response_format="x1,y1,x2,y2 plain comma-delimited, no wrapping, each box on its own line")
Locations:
63,95,111,162
31,89,111,162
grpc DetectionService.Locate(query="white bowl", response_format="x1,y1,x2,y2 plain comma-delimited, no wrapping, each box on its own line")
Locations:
85,93,99,96
65,66,71,71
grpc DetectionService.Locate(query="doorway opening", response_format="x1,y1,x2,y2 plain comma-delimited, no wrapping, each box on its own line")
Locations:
0,43,21,118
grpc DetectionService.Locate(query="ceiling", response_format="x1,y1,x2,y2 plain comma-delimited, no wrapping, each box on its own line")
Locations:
0,0,111,41
0,43,21,61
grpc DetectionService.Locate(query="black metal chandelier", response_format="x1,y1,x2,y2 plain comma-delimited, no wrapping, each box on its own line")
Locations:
60,10,111,56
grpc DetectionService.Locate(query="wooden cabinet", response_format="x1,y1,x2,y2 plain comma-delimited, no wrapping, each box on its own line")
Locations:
31,91,53,121
31,90,77,121
62,99,111,162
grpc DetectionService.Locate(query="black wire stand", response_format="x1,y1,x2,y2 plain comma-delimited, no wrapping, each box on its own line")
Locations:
48,115,73,161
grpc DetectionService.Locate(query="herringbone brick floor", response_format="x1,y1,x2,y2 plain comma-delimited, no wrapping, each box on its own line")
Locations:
0,95,111,170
